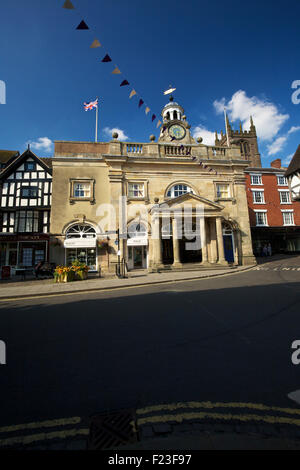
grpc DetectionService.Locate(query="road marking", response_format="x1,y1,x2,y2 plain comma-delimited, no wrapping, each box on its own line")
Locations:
288,390,300,405
137,411,300,427
0,416,81,434
137,400,300,417
0,428,89,447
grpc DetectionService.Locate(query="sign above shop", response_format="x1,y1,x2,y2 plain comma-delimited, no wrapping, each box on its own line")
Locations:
127,238,148,246
64,238,96,248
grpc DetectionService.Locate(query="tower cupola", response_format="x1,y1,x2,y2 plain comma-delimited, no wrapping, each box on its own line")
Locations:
161,96,184,122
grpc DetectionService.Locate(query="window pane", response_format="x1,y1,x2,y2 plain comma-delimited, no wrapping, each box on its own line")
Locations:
280,191,290,203
217,185,229,198
251,175,262,185
74,182,91,197
128,183,144,198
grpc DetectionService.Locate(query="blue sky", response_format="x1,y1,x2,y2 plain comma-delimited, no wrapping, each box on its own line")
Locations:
0,0,299,166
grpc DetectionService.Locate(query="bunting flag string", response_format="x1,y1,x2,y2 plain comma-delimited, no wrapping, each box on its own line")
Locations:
101,54,112,63
112,66,121,74
76,20,89,30
63,0,75,9
61,0,224,175
129,89,137,99
90,39,101,48
62,0,160,129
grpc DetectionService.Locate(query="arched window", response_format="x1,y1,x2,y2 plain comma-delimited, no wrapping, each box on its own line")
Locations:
173,110,178,120
66,224,97,239
166,184,194,198
166,112,170,120
128,222,147,239
240,141,250,157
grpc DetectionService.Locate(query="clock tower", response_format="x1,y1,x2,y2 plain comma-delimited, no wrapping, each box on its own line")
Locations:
158,96,196,145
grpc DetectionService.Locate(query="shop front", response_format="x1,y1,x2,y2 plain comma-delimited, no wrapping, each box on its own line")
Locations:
64,224,98,271
0,234,49,274
127,223,148,270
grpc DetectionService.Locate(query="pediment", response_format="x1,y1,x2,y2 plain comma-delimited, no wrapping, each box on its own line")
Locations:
156,193,224,212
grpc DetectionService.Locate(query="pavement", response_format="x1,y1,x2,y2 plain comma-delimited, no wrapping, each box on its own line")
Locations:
0,264,255,300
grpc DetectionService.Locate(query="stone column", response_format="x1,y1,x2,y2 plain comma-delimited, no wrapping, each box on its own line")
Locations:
172,217,182,267
151,215,163,271
209,218,218,264
200,218,210,266
216,216,227,265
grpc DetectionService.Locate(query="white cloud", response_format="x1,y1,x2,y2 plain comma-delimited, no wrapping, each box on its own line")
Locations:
27,137,53,153
103,127,129,141
267,136,288,156
266,125,300,156
288,126,300,134
192,126,217,146
213,90,289,141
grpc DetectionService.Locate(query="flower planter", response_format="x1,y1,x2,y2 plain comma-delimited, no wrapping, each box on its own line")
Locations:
54,260,89,282
76,270,88,281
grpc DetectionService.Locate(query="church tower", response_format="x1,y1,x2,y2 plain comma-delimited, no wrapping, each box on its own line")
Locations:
215,115,262,167
158,96,196,145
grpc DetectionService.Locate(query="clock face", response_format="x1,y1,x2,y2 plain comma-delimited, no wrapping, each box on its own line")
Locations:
169,124,186,140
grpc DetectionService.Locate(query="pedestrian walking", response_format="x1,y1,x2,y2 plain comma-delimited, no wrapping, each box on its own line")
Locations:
262,245,268,257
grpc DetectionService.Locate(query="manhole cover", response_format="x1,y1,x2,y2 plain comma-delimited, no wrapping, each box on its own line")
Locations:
88,409,138,450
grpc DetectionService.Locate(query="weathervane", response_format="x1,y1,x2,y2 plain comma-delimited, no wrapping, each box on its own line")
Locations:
164,85,176,101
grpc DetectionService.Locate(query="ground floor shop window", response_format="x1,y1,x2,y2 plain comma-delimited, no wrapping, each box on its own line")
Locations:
66,248,97,271
19,243,47,267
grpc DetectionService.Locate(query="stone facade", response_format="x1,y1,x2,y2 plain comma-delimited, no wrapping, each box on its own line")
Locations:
50,99,256,273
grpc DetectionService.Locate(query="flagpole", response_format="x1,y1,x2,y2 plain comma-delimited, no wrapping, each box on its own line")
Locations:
224,107,230,147
95,98,98,142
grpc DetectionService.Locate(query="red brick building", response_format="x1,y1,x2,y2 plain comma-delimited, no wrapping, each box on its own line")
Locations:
245,158,300,255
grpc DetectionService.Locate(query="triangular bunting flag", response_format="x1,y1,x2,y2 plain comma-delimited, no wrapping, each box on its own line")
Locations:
112,66,121,74
90,39,101,48
120,80,129,87
76,20,89,30
63,0,75,9
152,114,156,122
129,90,137,99
102,54,112,62
145,107,150,115
156,120,161,128
138,99,144,108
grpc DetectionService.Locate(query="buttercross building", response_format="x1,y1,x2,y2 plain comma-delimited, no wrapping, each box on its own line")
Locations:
50,97,257,273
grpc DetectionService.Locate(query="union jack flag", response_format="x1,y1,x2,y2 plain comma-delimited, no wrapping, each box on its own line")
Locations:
84,98,98,111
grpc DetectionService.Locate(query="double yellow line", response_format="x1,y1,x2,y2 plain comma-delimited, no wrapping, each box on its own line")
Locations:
136,400,300,427
2,399,300,447
0,416,88,447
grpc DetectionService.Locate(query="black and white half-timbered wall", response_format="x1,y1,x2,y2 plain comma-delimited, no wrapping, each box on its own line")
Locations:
0,147,52,272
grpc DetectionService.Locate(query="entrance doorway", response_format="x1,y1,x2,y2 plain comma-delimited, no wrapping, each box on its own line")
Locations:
180,237,202,263
222,224,234,263
127,246,147,269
